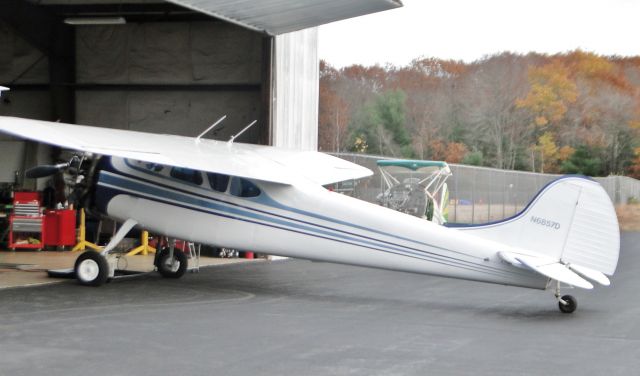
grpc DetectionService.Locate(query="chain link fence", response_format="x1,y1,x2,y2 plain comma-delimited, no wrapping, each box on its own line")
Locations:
333,153,640,224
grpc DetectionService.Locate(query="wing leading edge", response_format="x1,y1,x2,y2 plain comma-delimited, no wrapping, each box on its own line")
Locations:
0,116,372,186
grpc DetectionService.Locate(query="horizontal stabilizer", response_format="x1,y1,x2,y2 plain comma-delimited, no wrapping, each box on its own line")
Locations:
499,251,593,289
567,263,610,286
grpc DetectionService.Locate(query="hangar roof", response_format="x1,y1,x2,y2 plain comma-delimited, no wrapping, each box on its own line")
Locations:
165,0,403,35
28,0,402,35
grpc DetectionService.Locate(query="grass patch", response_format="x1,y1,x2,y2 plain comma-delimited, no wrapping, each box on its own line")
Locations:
616,204,640,232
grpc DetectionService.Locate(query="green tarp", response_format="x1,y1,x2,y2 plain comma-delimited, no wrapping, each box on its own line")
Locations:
376,160,448,171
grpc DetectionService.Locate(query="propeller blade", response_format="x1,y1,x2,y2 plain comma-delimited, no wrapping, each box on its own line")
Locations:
25,163,68,179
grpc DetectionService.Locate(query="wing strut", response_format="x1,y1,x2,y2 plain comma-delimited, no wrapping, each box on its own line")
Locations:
195,115,227,143
101,218,138,255
228,120,257,145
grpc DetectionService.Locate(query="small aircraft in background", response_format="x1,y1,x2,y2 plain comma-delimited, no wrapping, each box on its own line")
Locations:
0,115,620,313
376,159,451,224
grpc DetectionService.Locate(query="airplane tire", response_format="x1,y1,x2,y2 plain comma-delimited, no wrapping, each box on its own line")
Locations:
157,248,188,279
75,251,109,286
558,295,577,314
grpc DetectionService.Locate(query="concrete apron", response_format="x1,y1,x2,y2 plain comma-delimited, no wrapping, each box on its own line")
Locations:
0,250,254,289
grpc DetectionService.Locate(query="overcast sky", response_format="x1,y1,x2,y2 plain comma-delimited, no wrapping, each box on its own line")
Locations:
318,0,640,68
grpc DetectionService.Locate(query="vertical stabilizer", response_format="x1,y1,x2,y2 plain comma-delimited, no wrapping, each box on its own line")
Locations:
449,176,620,276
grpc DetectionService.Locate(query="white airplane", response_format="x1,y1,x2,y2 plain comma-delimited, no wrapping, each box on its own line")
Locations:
0,115,620,313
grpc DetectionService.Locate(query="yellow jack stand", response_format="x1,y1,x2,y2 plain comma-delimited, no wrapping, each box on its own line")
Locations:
71,208,103,252
126,231,156,256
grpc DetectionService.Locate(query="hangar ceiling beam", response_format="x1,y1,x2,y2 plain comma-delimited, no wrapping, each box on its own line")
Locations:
49,21,76,123
39,3,212,23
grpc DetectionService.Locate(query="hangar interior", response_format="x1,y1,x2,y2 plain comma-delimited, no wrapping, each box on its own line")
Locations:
0,0,401,286
0,0,401,185
0,0,273,186
4,6,262,185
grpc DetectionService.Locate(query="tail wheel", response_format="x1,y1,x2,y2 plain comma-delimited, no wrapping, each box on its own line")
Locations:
558,295,577,314
75,251,109,286
157,248,188,279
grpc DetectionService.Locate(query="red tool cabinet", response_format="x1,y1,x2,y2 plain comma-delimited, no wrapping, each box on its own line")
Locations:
44,209,76,247
8,192,45,250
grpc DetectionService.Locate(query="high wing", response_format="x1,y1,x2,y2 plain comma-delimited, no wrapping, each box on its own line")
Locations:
0,116,372,186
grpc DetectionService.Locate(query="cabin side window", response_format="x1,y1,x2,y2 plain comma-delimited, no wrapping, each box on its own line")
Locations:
170,167,203,185
229,177,261,198
207,172,230,192
147,163,164,172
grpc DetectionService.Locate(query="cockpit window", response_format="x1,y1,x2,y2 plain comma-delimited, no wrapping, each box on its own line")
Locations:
170,167,203,185
207,173,230,192
134,160,164,172
229,177,261,198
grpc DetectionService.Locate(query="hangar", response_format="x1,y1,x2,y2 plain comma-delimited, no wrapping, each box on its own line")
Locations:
0,0,402,187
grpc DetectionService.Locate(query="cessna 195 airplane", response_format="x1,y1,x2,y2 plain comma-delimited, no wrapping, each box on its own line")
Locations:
0,110,619,313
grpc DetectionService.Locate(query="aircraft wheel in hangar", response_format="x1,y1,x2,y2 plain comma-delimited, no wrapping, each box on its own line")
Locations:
156,248,188,279
75,251,109,286
558,295,577,314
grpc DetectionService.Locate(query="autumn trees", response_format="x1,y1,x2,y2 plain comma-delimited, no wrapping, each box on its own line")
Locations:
318,51,640,177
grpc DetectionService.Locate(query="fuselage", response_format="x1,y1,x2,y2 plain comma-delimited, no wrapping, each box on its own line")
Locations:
92,157,547,290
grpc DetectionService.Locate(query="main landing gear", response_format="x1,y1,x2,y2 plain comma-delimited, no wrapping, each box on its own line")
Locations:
73,219,189,286
554,281,577,314
155,244,188,278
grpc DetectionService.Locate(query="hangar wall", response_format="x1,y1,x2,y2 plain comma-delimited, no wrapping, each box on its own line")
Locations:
0,21,52,122
0,141,25,183
0,21,52,184
75,21,264,142
272,27,319,151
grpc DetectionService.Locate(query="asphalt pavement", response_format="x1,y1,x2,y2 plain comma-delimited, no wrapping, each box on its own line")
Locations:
1,233,639,376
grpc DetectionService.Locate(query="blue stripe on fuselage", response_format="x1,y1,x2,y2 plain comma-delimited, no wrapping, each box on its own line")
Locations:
98,172,462,264
105,158,475,261
95,167,527,279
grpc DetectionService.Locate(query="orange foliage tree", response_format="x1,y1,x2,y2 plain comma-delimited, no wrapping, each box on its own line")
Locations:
516,61,578,127
629,148,640,179
429,140,468,163
319,62,351,152
318,52,640,177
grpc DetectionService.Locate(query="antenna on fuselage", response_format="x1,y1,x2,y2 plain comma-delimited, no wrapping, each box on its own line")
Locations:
228,120,257,146
195,115,227,143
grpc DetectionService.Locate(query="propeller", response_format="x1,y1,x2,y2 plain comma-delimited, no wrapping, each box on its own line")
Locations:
25,163,70,179
24,155,92,208
25,156,82,179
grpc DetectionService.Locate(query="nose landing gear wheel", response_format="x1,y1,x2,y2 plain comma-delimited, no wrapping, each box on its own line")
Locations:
558,295,577,314
75,251,109,286
156,248,188,279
